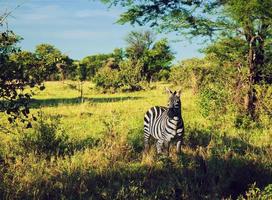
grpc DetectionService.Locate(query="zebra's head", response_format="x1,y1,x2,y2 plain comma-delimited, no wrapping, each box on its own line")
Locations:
166,88,181,110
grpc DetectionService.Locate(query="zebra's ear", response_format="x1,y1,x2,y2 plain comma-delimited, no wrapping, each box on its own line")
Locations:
165,87,172,95
176,89,182,97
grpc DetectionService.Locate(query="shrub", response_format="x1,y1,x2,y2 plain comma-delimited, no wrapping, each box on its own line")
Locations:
93,59,143,92
19,113,70,157
93,66,121,92
255,84,272,124
18,113,98,157
153,69,170,81
119,60,143,91
238,183,272,200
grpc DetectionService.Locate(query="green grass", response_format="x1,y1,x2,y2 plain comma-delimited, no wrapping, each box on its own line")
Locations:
0,81,271,199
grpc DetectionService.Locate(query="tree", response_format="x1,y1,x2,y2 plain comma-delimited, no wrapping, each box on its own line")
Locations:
144,38,174,81
56,55,76,81
0,17,45,128
125,30,174,82
80,53,113,79
77,62,87,102
35,44,63,80
102,0,272,119
125,30,154,60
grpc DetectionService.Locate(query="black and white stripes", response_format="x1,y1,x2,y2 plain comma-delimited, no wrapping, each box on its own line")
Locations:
144,88,184,154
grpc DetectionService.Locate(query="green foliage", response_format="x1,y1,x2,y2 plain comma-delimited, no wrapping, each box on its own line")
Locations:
104,0,272,40
170,58,210,92
35,43,76,81
94,59,143,92
255,84,272,126
35,44,62,80
125,31,153,60
56,55,76,80
0,29,45,125
18,112,98,157
93,31,174,92
198,84,230,126
143,38,174,81
125,31,174,82
203,37,248,65
19,113,69,157
118,59,143,91
103,0,272,118
78,63,88,82
155,69,170,81
94,65,121,92
238,183,272,200
80,53,113,79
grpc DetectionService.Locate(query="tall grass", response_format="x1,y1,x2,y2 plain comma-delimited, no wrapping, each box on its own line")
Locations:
0,81,271,199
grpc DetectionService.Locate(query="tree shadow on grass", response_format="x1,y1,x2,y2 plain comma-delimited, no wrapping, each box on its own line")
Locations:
126,126,272,199
29,96,143,108
1,125,271,200
4,148,270,200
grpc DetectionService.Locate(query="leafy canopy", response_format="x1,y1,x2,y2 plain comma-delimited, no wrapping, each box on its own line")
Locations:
102,0,272,41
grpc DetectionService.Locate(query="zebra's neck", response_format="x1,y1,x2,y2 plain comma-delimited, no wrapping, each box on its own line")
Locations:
167,107,181,120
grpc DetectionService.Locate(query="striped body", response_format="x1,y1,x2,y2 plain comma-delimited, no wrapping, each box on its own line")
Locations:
144,106,184,154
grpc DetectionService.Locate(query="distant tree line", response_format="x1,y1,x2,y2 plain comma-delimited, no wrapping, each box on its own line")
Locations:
93,31,174,92
10,30,174,92
1,17,174,125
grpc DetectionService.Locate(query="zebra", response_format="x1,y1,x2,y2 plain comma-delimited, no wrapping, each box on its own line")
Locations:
144,88,184,155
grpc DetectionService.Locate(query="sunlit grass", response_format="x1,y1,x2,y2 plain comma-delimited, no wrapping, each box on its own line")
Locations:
0,81,271,199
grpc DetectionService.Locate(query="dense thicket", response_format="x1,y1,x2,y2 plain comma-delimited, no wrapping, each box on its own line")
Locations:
170,36,272,127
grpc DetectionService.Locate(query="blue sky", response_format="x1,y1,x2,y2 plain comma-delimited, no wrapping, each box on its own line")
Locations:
0,0,204,62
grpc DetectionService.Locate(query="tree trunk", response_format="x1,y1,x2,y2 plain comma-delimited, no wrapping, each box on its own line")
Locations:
246,36,264,120
80,81,84,103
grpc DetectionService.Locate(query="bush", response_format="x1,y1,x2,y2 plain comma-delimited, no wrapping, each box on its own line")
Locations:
93,59,143,92
153,69,170,81
93,66,121,92
18,113,98,157
255,84,272,124
238,183,272,200
170,58,212,93
19,113,70,157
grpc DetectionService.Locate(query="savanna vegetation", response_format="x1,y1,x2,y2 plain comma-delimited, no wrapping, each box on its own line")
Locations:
1,0,272,199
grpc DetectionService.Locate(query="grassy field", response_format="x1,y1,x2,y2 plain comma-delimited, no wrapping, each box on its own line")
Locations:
0,81,271,199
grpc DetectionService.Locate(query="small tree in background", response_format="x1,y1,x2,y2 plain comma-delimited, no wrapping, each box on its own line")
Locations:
119,59,143,91
56,55,76,81
76,62,88,102
35,44,63,81
93,30,174,92
80,53,112,80
143,38,174,82
125,30,174,82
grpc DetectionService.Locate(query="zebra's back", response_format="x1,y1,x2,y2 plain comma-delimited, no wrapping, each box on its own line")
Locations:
144,106,167,140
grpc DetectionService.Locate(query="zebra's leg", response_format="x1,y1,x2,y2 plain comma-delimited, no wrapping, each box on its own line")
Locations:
156,140,164,154
164,141,170,156
176,140,182,154
144,131,151,152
